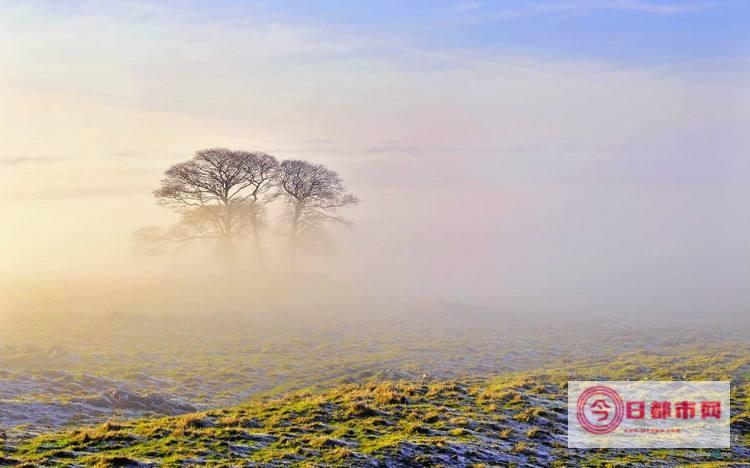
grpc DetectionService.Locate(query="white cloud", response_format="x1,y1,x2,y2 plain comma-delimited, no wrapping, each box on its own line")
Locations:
606,0,716,14
454,2,484,12
448,0,717,24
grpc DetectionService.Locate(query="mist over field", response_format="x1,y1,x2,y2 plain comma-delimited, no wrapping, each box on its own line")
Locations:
2,2,750,325
1,1,750,465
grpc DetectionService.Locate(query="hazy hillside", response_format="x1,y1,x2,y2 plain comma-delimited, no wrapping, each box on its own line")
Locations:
2,294,745,439
4,345,749,467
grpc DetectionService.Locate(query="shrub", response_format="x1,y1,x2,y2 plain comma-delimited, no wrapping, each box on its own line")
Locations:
346,402,378,418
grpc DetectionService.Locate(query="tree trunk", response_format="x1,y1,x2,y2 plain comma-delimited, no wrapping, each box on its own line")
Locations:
289,229,298,273
289,206,301,272
250,208,264,270
221,202,235,273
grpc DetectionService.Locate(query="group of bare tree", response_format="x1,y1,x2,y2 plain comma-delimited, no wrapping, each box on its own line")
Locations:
135,148,359,270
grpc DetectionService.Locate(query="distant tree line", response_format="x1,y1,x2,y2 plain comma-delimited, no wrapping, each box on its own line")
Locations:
135,148,359,269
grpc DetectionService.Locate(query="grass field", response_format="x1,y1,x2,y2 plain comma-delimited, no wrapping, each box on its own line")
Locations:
4,344,750,466
1,308,748,466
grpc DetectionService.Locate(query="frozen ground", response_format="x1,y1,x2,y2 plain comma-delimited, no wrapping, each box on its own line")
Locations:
2,306,745,442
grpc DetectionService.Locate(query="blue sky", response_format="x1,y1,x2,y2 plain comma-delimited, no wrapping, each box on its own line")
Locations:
205,0,750,64
22,0,750,66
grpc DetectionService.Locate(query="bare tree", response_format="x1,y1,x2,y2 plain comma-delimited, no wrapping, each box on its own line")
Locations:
143,148,277,268
236,151,279,266
277,159,359,268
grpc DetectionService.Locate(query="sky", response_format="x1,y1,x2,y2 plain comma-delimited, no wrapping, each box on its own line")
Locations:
1,0,749,316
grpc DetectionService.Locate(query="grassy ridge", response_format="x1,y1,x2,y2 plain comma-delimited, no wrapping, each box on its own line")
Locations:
4,344,750,467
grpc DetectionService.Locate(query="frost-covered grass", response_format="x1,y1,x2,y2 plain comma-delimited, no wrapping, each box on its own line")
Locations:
4,344,750,466
5,309,742,439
